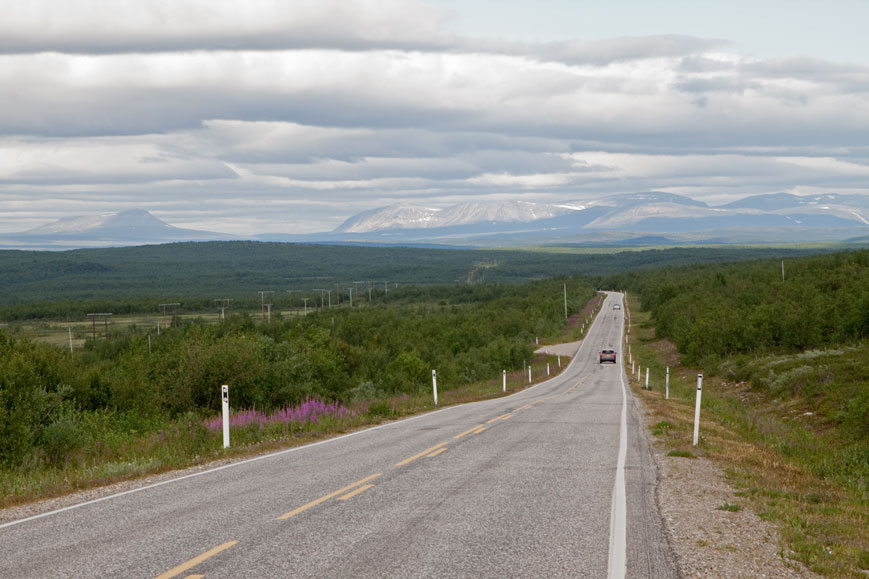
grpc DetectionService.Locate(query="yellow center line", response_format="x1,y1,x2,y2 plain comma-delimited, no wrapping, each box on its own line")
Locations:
396,442,448,466
184,576,204,579
427,448,447,458
454,426,485,440
337,484,375,501
277,473,383,520
471,426,486,434
155,540,238,579
501,413,514,420
486,413,511,424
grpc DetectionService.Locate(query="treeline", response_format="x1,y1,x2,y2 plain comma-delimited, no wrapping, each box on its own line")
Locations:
611,250,869,364
0,280,593,468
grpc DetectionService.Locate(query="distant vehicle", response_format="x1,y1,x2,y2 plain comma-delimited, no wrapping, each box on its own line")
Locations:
599,349,617,364
613,304,621,310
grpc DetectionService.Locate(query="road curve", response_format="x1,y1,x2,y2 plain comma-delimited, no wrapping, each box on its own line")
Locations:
0,292,677,578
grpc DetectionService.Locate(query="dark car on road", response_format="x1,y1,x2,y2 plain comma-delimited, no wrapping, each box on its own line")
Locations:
599,349,617,364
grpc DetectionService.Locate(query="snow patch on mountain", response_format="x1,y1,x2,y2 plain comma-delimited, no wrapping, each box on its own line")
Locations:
334,201,583,233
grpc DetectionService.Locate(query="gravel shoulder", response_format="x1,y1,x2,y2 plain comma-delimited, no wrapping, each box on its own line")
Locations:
651,434,821,578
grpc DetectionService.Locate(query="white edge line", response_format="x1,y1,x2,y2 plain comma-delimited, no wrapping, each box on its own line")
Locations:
607,292,628,579
0,292,609,532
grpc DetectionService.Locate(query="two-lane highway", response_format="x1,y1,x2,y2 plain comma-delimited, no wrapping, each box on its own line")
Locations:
0,292,677,578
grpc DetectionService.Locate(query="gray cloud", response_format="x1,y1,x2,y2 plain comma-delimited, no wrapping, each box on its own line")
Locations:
0,0,455,55
0,1,867,235
526,35,731,66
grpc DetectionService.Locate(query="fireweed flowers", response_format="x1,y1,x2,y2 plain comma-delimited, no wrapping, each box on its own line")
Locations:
206,399,351,432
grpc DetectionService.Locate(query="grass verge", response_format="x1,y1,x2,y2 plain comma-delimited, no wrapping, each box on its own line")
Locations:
624,295,868,578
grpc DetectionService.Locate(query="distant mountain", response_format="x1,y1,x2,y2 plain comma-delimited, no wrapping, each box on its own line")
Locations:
4,192,869,251
321,191,869,246
334,201,584,233
0,209,233,250
332,194,711,234
721,193,869,212
583,191,708,210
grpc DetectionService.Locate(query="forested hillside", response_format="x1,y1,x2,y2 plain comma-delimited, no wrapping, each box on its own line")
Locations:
617,250,869,363
0,241,835,318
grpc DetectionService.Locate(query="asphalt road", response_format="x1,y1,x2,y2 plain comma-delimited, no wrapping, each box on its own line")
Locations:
0,291,677,578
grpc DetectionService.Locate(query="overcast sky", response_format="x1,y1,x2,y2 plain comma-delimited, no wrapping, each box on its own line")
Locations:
1,0,867,234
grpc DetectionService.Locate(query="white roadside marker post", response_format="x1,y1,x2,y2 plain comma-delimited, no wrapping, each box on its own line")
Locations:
637,365,641,383
502,370,506,393
631,361,635,375
221,385,230,449
528,365,532,383
432,370,438,406
558,355,561,367
693,374,703,446
645,368,649,390
665,367,670,400
547,363,550,376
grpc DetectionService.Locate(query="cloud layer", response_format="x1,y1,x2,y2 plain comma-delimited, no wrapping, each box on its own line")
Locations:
1,0,867,234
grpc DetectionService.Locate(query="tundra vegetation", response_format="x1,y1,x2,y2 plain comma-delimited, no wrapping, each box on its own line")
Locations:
610,249,869,577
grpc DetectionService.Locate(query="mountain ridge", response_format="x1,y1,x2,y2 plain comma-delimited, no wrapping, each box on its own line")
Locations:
3,192,869,250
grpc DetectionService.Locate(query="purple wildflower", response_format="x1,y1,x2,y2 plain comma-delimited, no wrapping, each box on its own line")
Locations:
205,398,350,432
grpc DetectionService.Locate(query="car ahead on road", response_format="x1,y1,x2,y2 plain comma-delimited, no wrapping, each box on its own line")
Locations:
613,304,621,310
599,349,617,364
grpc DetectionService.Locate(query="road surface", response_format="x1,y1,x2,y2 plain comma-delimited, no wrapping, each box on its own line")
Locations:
0,291,677,578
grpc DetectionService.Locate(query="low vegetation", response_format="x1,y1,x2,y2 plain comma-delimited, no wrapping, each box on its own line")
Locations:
616,254,869,577
0,279,597,504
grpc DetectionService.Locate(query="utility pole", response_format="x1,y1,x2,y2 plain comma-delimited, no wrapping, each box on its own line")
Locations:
214,299,232,320
258,291,273,321
313,289,328,308
367,281,372,302
86,313,113,340
563,284,568,320
158,303,180,328
353,281,365,302
301,297,309,315
349,287,354,308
